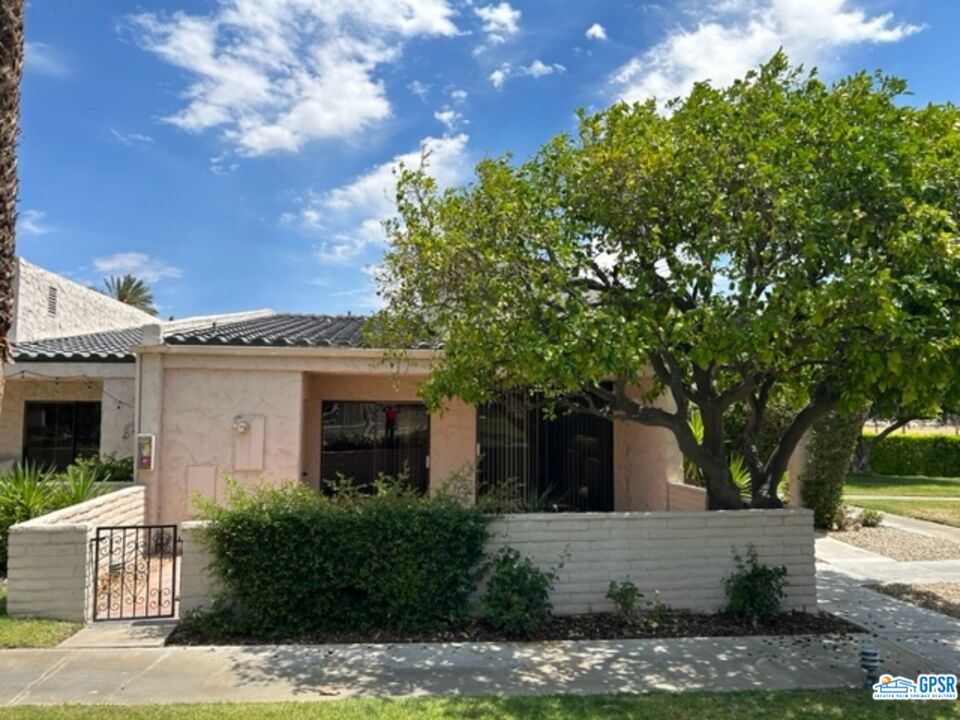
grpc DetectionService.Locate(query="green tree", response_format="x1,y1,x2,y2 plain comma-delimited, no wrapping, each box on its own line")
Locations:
369,54,960,510
103,274,156,315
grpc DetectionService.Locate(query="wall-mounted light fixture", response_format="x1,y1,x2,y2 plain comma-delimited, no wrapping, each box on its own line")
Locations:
233,415,251,435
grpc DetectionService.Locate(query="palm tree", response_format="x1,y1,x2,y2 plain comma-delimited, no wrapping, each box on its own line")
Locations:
0,0,24,411
103,275,157,315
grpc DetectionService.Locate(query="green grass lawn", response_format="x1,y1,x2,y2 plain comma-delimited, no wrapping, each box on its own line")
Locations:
852,499,960,528
845,473,960,497
0,585,81,649
0,690,957,720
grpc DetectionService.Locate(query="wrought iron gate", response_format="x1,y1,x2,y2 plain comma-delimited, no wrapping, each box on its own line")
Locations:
92,525,180,621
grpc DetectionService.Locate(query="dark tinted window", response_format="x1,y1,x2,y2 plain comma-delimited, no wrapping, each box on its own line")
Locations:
23,401,101,471
321,401,429,492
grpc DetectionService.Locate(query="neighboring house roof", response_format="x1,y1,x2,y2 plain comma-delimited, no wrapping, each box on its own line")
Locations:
164,313,381,348
12,327,142,362
9,309,275,363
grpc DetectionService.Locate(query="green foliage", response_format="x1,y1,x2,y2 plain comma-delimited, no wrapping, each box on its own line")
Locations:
0,458,123,573
858,508,884,528
0,463,55,574
606,579,643,617
103,274,157,315
724,545,787,625
370,52,960,510
869,434,960,477
70,454,134,483
195,477,489,637
800,407,869,528
53,464,110,508
478,547,556,637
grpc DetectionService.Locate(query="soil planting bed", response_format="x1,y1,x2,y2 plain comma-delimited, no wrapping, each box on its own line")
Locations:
168,610,861,646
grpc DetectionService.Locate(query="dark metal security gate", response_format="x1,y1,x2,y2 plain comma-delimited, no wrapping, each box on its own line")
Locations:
92,525,180,621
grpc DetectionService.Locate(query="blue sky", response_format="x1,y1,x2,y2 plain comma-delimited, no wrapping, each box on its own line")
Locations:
16,0,960,318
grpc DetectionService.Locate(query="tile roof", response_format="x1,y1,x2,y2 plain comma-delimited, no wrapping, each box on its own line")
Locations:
164,313,411,348
10,313,434,362
12,327,141,362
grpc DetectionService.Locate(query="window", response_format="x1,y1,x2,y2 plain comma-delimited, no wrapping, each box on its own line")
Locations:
23,401,101,471
47,286,58,316
477,393,613,512
321,401,429,492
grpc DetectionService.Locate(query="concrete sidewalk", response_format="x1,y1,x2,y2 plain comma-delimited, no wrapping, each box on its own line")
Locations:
0,634,929,706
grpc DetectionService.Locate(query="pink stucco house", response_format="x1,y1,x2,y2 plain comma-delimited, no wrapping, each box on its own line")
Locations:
126,313,700,524
3,310,702,523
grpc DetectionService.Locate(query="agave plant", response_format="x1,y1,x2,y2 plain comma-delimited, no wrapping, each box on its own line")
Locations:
54,463,108,507
0,462,56,527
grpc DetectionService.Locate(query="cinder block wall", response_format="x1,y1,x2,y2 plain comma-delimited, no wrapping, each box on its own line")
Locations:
666,482,707,511
6,486,146,622
179,522,217,616
486,510,816,614
179,509,816,617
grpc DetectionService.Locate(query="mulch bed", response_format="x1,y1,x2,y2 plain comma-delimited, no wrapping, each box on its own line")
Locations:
829,526,960,561
870,582,960,621
167,610,861,646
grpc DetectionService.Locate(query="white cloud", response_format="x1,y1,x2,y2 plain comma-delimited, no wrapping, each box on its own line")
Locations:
128,0,459,155
433,108,463,130
110,128,154,146
291,134,470,264
17,210,51,236
93,252,183,283
585,23,607,41
489,60,565,89
408,80,430,100
450,88,468,102
613,0,922,105
474,2,521,44
24,42,70,78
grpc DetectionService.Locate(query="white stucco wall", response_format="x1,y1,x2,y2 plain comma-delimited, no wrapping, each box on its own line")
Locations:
11,258,154,342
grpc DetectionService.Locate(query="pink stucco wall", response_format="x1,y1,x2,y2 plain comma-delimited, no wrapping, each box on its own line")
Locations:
138,348,683,523
142,363,303,523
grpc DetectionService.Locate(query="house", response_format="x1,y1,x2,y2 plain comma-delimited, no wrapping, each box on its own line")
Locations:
132,313,698,524
2,261,273,471
9,258,156,343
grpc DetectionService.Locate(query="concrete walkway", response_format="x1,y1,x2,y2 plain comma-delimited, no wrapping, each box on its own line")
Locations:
815,510,960,673
0,633,930,706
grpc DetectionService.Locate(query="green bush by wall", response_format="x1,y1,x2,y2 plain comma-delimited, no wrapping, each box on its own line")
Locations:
196,480,490,637
869,433,960,477
800,407,868,528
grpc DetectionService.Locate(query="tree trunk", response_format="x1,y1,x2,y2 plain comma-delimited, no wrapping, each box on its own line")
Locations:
851,416,916,473
0,0,24,412
703,465,744,510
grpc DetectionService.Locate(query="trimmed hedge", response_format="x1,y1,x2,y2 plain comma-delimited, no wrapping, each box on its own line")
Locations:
869,433,960,477
801,407,868,528
196,481,489,637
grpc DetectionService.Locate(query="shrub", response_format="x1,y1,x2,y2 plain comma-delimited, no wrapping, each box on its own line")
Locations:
0,463,56,573
724,545,787,625
858,508,884,528
800,407,869,528
606,579,643,617
869,434,960,477
71,454,135,483
54,464,110,507
478,547,556,637
196,477,489,637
